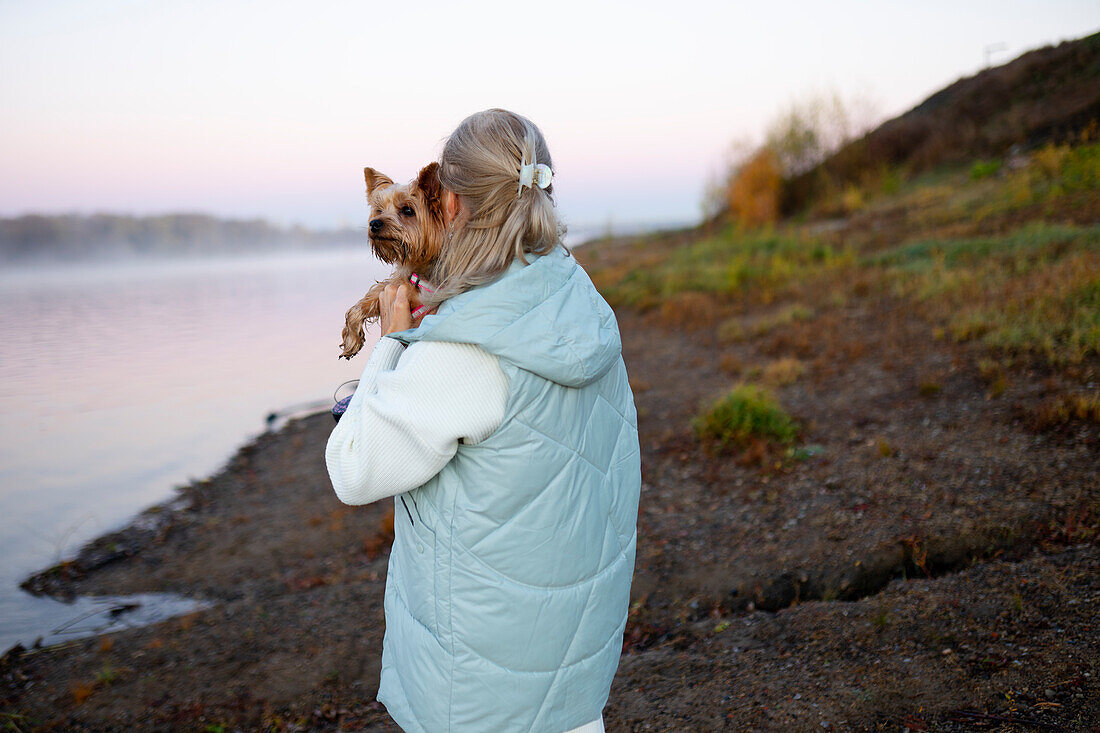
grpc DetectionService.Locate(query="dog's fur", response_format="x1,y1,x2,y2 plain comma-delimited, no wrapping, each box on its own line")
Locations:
339,162,446,359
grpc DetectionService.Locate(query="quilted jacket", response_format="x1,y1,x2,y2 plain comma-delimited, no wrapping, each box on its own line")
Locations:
380,245,641,732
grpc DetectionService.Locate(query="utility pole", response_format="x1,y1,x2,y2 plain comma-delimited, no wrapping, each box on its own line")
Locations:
984,42,1008,69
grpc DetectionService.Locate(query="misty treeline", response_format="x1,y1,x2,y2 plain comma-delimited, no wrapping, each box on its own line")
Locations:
0,213,363,264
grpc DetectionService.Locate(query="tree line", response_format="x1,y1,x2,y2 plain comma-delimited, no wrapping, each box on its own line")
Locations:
0,212,364,263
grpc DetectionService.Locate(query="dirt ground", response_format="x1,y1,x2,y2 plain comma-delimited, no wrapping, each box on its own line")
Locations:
2,244,1098,731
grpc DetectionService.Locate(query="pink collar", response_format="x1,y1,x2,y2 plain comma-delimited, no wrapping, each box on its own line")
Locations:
409,272,435,293
409,272,434,319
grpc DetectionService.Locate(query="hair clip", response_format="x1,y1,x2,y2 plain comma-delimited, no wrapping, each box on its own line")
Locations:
517,154,552,197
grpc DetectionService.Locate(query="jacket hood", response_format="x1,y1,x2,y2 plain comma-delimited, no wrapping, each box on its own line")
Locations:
389,246,622,388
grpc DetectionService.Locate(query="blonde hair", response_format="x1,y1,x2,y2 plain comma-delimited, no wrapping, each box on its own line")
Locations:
421,109,567,307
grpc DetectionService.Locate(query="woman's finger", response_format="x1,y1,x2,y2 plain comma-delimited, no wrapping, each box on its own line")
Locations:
380,284,398,335
380,285,395,313
383,283,414,335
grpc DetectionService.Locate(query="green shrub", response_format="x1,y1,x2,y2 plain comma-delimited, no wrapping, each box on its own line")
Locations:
880,167,903,195
693,384,800,449
969,159,1001,180
1059,143,1100,191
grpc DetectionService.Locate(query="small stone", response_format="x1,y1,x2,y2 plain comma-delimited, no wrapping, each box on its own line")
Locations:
1044,688,1056,699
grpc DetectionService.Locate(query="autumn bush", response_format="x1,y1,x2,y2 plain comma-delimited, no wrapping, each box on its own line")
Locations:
726,148,783,227
707,89,880,227
693,384,800,451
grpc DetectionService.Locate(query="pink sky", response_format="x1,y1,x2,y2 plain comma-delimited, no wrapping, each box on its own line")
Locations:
2,1,1097,231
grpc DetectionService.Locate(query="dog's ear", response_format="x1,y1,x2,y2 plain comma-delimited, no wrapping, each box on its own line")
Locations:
364,168,394,196
416,162,443,218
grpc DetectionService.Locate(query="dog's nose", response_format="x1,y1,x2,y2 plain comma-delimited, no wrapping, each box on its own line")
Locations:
369,219,384,233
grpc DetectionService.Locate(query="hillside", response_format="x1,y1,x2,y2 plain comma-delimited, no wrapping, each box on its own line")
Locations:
783,30,1100,214
570,40,1098,727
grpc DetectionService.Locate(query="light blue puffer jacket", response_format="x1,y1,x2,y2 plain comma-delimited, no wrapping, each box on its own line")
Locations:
380,245,641,732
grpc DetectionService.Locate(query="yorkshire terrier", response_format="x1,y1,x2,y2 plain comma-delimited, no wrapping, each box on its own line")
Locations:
339,162,447,359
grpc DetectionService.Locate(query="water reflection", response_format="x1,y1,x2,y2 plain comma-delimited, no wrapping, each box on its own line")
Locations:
10,592,218,651
0,247,389,650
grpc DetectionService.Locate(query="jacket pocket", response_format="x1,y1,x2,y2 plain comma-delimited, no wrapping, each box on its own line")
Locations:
392,491,438,635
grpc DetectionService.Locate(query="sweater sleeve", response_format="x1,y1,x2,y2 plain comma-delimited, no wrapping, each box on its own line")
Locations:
325,336,508,506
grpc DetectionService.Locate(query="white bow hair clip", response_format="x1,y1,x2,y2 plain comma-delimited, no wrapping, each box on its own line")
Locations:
517,155,552,197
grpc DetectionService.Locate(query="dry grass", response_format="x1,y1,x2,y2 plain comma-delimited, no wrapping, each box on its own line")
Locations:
869,221,1100,364
762,357,806,386
596,228,854,314
1031,393,1100,430
588,140,1098,375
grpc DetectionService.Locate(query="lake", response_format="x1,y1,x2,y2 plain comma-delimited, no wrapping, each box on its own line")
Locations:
0,247,391,651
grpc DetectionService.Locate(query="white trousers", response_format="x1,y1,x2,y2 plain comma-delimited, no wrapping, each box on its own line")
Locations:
564,714,605,733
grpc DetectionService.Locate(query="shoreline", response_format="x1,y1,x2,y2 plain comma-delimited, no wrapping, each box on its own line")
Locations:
15,399,337,585
16,407,337,601
3,300,1097,729
6,411,327,656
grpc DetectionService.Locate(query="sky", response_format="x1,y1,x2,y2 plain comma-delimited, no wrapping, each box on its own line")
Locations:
1,1,1098,232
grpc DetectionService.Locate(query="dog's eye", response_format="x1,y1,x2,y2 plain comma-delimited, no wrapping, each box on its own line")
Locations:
400,206,416,217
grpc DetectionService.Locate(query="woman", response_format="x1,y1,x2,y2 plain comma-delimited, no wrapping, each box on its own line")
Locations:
326,109,641,733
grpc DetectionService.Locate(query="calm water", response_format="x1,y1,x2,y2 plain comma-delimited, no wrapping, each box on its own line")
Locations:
0,247,390,651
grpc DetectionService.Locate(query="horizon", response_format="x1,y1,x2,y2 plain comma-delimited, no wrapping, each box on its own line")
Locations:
1,2,1097,232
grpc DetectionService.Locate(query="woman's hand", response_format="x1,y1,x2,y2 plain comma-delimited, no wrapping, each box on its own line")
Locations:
380,283,412,336
380,283,435,336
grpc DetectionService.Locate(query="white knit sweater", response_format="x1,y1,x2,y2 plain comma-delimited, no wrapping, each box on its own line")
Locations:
324,336,605,733
325,336,508,505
